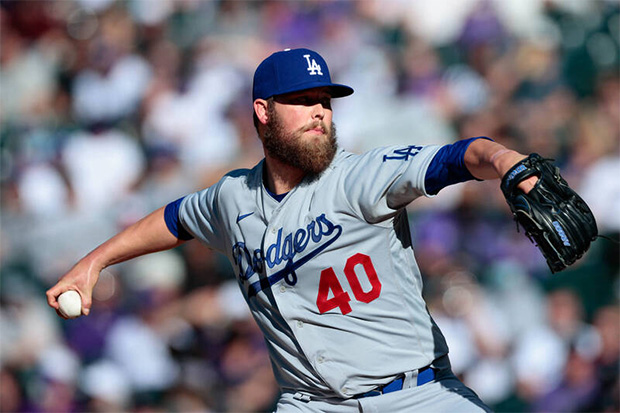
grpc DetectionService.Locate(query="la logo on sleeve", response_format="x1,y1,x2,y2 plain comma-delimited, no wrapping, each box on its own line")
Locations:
303,54,323,76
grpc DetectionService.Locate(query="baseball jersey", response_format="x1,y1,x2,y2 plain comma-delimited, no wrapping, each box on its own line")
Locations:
165,138,485,399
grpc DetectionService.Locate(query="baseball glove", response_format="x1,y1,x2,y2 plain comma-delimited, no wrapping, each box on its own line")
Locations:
501,153,598,273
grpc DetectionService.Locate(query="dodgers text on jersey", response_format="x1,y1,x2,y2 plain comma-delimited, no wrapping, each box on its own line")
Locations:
232,214,343,297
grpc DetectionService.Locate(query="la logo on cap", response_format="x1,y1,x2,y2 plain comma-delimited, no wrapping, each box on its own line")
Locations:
303,54,323,76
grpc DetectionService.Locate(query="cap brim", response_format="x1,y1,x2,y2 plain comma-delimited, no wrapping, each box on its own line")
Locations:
327,84,354,98
261,82,354,100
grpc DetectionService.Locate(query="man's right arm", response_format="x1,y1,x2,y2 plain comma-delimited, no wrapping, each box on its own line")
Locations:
46,206,186,317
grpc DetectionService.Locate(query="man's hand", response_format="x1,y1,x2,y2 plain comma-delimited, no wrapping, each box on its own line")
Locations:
46,258,102,318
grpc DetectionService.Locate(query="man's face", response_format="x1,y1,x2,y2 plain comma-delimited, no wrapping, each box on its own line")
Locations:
262,88,337,176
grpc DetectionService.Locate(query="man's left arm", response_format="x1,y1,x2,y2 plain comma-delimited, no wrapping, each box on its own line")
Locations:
464,138,538,193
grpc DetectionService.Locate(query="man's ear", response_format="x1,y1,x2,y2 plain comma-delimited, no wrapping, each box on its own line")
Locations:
254,99,269,125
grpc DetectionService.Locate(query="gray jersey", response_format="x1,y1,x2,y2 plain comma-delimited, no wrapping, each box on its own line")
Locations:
177,145,448,398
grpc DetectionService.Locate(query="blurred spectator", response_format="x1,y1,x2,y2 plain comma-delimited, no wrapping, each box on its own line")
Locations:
0,367,23,413
71,5,152,125
60,125,146,212
511,289,594,402
592,305,620,412
103,314,180,400
140,46,244,186
80,360,132,412
0,273,62,368
579,155,620,234
532,347,601,412
34,344,82,413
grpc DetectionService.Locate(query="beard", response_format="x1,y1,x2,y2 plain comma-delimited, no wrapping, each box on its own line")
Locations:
262,104,338,177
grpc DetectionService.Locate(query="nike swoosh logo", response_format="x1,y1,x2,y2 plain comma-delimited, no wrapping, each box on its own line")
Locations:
236,212,254,223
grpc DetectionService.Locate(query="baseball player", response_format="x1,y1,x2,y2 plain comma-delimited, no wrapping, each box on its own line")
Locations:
47,48,593,412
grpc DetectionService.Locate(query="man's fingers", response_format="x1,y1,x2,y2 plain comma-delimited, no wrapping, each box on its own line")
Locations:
46,287,63,309
81,294,92,316
46,283,91,316
518,175,538,194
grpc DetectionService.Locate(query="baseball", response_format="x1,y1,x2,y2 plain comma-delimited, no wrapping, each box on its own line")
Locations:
58,290,82,318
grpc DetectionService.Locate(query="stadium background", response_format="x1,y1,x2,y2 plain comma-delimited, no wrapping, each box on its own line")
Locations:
0,0,618,412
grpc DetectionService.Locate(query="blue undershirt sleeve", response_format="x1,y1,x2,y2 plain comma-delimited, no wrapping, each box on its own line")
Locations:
164,197,195,240
424,136,493,195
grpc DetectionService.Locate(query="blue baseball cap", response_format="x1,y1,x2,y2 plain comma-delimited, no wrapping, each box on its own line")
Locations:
252,48,354,101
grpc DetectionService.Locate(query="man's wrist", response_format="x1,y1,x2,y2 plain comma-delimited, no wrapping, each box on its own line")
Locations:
494,151,538,193
491,149,527,178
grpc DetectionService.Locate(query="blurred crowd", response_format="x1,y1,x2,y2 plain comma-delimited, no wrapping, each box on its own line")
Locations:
0,0,618,412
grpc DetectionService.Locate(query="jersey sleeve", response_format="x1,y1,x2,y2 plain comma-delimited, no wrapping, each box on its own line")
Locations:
174,182,227,252
343,138,491,223
343,144,442,223
164,197,195,240
425,136,492,195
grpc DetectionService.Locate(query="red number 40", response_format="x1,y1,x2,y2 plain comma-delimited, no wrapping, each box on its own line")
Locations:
316,253,382,315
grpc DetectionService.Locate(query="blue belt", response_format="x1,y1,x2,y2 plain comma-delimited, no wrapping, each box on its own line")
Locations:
355,366,436,398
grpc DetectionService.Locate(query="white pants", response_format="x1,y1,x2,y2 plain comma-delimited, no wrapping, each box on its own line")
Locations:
276,372,492,413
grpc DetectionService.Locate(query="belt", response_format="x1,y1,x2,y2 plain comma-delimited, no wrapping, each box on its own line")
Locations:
355,366,436,398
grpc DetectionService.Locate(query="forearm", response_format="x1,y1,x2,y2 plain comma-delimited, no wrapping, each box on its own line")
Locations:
464,139,527,180
87,206,185,271
464,139,538,193
47,206,185,315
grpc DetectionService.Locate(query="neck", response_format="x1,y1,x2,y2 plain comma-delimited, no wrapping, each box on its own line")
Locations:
263,155,305,195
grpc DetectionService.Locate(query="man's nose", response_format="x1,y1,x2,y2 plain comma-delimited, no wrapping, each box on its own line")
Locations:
311,102,325,119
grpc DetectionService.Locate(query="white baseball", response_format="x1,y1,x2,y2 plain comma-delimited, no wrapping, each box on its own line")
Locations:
58,290,82,318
